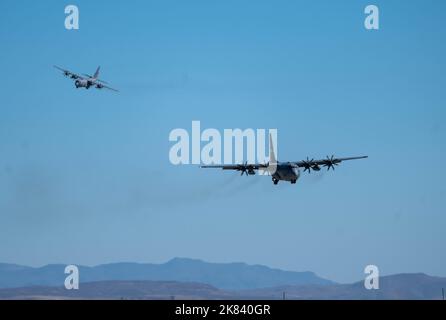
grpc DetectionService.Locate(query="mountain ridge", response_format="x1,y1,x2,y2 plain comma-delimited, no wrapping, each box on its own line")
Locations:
0,273,445,300
0,257,333,290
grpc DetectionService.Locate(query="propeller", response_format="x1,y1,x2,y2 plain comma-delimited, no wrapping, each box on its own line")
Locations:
240,162,248,176
302,157,314,173
239,162,257,176
323,155,339,171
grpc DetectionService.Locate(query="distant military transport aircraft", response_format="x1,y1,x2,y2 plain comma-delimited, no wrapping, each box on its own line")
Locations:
54,65,118,92
202,135,367,185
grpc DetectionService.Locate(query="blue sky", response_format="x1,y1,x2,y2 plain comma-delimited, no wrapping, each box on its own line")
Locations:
0,0,445,283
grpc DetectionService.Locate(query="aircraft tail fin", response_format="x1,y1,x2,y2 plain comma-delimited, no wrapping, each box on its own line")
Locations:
269,133,277,164
93,66,100,79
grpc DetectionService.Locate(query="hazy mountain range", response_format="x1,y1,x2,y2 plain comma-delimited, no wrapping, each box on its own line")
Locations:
0,258,445,299
0,273,445,300
0,257,332,290
240,273,446,300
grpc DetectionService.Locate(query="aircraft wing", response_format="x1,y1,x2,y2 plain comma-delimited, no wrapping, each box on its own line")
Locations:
53,65,84,80
292,155,368,172
201,163,268,176
94,82,119,92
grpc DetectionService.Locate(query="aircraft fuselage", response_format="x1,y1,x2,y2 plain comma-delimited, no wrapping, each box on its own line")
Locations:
271,162,300,184
75,79,92,89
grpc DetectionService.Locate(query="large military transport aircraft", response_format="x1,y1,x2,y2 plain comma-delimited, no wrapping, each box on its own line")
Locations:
202,135,367,185
54,65,118,92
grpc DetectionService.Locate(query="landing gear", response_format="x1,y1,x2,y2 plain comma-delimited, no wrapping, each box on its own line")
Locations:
291,180,297,184
272,178,279,185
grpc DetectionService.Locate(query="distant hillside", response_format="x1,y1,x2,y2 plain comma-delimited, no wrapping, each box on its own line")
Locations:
0,258,333,290
241,273,446,300
0,280,230,300
0,273,444,300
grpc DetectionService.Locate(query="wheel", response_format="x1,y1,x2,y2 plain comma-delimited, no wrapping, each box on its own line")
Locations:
291,180,296,184
273,178,279,185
